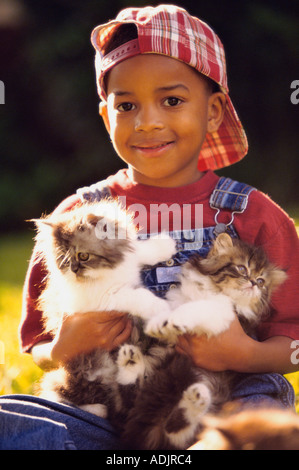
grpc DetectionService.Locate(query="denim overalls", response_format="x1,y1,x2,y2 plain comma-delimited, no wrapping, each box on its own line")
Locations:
77,176,254,297
76,176,295,410
0,178,294,450
139,177,256,299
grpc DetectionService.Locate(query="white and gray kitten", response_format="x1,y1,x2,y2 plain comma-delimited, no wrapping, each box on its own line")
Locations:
33,200,176,414
34,200,175,335
33,201,225,450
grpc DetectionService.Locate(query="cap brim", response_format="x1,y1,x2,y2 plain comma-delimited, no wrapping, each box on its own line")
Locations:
198,95,248,171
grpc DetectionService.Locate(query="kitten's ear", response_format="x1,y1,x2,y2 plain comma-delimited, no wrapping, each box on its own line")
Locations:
27,218,54,228
270,267,288,291
213,233,234,252
86,214,103,227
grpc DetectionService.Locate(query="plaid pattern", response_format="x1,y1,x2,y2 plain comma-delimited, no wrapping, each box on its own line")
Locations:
91,5,248,171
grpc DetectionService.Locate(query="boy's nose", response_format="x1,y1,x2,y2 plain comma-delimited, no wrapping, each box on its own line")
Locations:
134,106,164,132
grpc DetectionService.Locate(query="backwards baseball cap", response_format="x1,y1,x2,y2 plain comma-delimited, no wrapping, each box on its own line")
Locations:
91,4,248,171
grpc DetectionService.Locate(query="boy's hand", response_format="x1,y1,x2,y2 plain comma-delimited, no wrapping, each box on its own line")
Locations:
51,311,132,366
175,316,254,372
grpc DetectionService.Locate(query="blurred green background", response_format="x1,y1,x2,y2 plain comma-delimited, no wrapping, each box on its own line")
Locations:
0,0,298,230
0,0,298,401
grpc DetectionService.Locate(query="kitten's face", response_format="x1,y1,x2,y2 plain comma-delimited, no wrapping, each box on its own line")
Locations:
38,202,135,281
189,233,286,314
53,222,125,281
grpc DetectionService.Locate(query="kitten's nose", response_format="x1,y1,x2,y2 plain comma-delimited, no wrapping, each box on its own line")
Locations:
71,260,80,273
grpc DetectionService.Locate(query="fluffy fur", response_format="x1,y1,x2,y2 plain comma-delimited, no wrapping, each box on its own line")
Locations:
34,200,175,334
147,233,287,341
190,407,299,450
34,204,287,450
141,232,287,448
34,200,195,448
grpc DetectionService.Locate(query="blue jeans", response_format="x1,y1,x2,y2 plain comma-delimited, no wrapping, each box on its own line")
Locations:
0,395,124,450
231,372,295,409
0,373,295,450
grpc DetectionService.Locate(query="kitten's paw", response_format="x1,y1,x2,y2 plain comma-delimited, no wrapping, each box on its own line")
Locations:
146,310,191,341
150,233,177,260
169,296,235,338
138,235,177,267
117,344,142,367
145,314,178,343
79,403,107,418
158,234,177,260
116,345,145,385
181,383,211,415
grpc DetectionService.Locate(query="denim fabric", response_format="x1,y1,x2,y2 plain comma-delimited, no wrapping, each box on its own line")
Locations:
140,225,238,298
232,373,295,410
0,395,123,450
0,374,295,449
209,176,256,212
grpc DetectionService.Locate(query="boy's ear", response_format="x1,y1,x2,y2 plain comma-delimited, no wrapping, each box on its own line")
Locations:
207,92,226,134
99,101,111,134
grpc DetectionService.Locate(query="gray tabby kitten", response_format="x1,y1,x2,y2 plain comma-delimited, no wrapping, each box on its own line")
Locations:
147,233,287,341
123,233,287,450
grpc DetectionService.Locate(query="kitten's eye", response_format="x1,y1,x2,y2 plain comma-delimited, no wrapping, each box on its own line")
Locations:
256,278,265,288
237,265,248,276
77,252,89,262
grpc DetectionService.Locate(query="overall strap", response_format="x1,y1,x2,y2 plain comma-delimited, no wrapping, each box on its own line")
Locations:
209,177,256,235
76,180,112,202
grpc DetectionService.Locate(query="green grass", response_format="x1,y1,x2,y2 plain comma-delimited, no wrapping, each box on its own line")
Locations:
0,232,43,395
0,227,299,411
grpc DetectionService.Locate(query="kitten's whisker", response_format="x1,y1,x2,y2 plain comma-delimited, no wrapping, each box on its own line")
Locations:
57,249,71,269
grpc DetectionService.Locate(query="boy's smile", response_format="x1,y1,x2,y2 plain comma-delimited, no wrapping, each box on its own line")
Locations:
101,54,225,187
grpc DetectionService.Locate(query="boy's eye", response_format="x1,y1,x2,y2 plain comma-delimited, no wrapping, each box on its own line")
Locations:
164,97,182,107
117,102,135,112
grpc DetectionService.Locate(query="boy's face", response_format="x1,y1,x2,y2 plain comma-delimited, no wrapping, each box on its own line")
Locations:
100,54,225,187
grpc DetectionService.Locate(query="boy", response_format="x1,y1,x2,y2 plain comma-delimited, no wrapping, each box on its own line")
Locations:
1,5,298,450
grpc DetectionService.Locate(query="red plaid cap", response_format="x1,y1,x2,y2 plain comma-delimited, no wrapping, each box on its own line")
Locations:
91,5,248,171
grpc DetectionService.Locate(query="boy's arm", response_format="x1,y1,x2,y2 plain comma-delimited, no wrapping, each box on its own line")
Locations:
31,311,132,370
20,194,84,354
176,316,298,374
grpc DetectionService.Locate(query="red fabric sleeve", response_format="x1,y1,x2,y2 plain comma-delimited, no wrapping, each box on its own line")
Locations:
19,194,82,353
233,191,299,342
256,215,299,341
